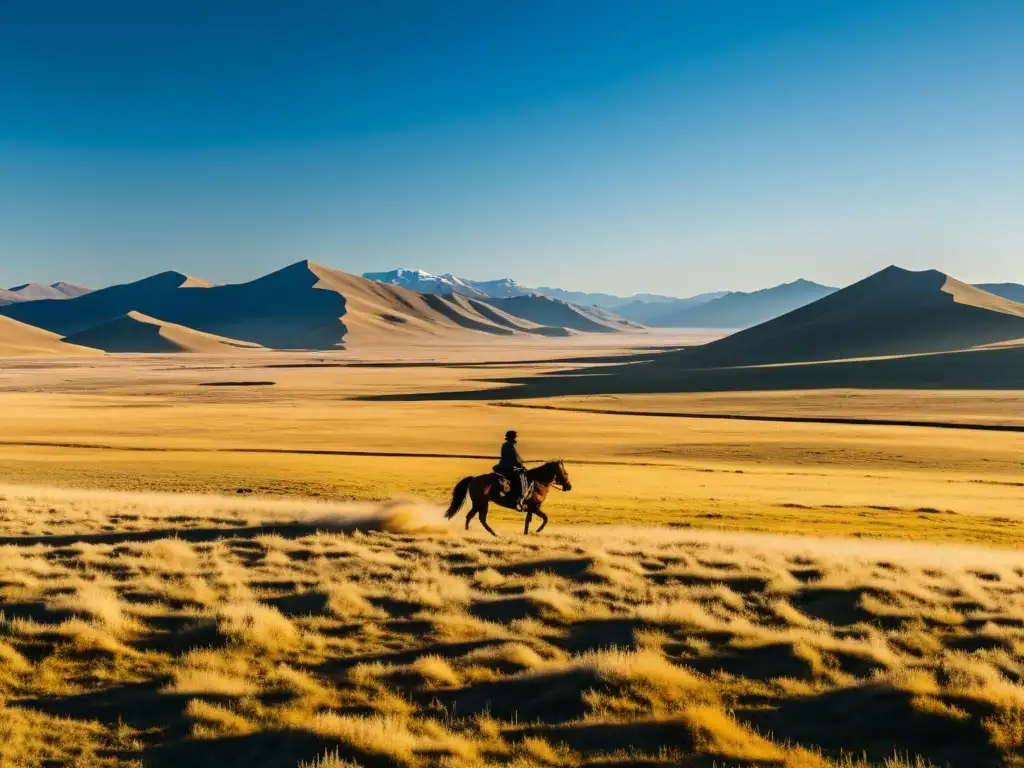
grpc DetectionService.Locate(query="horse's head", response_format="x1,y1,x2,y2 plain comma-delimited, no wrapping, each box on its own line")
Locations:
553,459,571,492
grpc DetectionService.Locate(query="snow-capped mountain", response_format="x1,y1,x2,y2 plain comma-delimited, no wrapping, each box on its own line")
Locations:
362,269,535,299
463,277,535,299
363,267,684,306
360,269,477,297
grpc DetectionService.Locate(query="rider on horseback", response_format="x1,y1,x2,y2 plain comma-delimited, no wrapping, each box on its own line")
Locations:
495,430,530,511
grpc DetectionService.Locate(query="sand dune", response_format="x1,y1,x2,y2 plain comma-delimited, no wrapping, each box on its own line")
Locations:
63,311,269,353
0,316,102,357
0,270,213,336
0,261,590,350
296,262,567,345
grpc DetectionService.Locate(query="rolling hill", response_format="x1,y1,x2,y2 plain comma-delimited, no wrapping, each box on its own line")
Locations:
482,294,640,332
63,312,269,353
678,266,1024,368
1,261,604,350
437,266,1024,399
0,316,102,357
614,292,729,324
533,287,680,308
643,279,837,328
440,293,574,336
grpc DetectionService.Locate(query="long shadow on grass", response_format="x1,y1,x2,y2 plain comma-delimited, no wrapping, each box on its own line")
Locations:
0,520,392,548
425,668,602,723
317,639,506,675
150,731,398,768
510,720,699,760
17,684,398,768
15,682,192,733
358,344,1024,402
740,684,1002,767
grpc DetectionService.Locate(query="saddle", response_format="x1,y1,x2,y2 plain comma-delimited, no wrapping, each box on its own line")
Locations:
492,464,531,508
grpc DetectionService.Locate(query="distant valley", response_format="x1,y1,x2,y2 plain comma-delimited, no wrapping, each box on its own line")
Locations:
458,265,1024,397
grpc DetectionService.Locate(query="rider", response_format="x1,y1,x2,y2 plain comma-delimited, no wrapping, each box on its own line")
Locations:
496,430,529,511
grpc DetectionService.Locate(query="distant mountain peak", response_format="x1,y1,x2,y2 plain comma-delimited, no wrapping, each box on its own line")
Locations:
3,281,95,302
362,268,521,299
639,278,838,328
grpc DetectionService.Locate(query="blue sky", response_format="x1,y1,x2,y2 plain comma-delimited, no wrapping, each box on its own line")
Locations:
1,0,1022,294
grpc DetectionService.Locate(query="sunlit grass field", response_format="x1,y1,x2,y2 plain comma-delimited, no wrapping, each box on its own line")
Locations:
0,348,1021,766
1,484,1023,767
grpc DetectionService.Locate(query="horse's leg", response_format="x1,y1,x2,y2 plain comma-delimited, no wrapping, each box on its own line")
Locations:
534,508,549,534
523,507,533,536
478,503,498,537
465,484,485,530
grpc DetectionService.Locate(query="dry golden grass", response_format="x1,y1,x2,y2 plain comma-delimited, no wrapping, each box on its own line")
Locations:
0,350,1021,547
0,484,1019,767
0,346,1020,766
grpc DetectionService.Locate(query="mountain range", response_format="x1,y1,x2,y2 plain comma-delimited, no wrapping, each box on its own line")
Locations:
0,282,93,306
0,261,634,354
363,268,682,308
639,279,838,328
2,263,1022,362
363,268,836,327
475,265,1024,397
364,268,1024,330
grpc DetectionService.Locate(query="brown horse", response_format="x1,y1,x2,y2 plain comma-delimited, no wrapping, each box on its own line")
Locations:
444,460,572,536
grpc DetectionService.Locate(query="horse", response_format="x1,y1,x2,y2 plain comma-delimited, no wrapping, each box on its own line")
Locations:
444,460,572,536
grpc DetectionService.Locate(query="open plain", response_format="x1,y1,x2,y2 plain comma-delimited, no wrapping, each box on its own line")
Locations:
0,337,1023,767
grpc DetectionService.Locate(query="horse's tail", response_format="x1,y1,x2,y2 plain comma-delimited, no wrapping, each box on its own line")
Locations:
445,476,473,519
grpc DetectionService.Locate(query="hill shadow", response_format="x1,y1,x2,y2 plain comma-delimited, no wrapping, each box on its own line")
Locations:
362,343,1024,402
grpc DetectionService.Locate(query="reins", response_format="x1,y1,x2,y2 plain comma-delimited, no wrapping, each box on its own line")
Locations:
528,461,567,490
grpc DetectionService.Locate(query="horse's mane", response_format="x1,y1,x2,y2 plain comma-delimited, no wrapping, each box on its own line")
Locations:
528,459,564,482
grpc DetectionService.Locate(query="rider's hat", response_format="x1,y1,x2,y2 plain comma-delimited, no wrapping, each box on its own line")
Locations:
505,430,518,440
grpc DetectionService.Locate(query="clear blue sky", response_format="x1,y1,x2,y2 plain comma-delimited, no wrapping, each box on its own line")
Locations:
1,0,1022,295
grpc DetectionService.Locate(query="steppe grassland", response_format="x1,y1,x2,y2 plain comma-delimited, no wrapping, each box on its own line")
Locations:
0,345,1021,766
1,484,1024,767
0,349,1021,545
